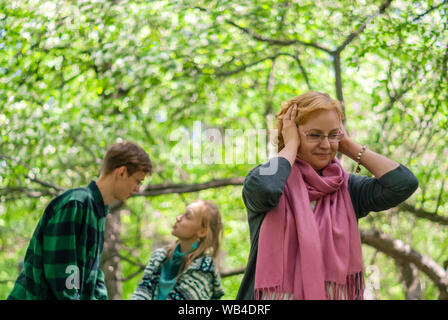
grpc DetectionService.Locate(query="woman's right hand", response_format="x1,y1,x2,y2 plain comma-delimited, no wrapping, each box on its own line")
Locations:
282,104,300,149
278,104,300,166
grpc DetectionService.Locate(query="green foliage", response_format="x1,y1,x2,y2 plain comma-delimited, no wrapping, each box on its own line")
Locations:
1,0,447,300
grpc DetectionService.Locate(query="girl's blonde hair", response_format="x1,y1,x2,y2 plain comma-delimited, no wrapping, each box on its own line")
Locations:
166,200,223,275
275,91,344,152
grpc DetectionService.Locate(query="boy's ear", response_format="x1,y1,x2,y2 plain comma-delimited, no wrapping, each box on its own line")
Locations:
114,166,127,178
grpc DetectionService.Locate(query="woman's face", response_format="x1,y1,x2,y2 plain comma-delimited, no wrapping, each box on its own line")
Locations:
172,202,206,241
297,109,341,171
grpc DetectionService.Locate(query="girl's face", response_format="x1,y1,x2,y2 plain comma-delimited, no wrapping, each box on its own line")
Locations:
172,202,207,241
297,109,341,171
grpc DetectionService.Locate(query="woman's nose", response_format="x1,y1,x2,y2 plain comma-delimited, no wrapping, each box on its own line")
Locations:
319,137,331,148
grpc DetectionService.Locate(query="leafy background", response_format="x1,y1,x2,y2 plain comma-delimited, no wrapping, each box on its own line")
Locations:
1,0,447,300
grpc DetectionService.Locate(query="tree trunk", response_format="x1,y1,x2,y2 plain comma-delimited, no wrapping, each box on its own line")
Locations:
332,52,345,116
101,201,125,300
397,261,422,300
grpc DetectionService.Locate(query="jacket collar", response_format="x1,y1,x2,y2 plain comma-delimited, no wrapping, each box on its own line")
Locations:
87,181,109,218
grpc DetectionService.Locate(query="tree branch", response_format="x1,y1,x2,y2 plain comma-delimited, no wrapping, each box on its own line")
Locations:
3,155,448,230
22,175,65,192
120,267,146,282
0,155,65,193
360,229,448,299
0,279,15,284
5,165,448,230
0,187,58,199
396,261,422,300
412,0,448,22
225,20,333,54
398,203,448,226
335,0,393,54
435,178,446,215
333,52,345,111
68,132,102,166
220,267,246,278
264,52,312,90
213,52,307,78
135,177,245,197
332,0,393,112
293,52,312,90
214,55,277,77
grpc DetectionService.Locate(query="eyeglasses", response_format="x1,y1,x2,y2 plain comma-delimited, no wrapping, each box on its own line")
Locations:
300,129,344,143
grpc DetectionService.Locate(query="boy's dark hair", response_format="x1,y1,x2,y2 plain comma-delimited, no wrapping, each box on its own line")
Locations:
102,141,152,176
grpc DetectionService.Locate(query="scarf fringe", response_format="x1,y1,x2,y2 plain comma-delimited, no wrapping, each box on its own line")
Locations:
326,271,365,300
254,286,293,300
255,271,365,300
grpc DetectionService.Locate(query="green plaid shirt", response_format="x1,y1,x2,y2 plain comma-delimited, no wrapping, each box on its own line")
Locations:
8,181,109,300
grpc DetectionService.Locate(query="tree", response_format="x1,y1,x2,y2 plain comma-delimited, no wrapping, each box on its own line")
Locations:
1,0,447,299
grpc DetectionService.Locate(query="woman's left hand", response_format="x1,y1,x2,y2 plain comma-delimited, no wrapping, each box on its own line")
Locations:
337,122,400,178
337,123,354,157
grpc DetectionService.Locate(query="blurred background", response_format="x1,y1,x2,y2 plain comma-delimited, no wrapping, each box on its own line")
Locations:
0,0,447,300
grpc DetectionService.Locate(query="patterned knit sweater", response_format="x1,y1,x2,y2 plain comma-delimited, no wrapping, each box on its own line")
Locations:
132,248,224,300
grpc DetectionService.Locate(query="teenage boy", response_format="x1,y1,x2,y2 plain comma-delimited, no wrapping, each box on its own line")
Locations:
8,141,152,300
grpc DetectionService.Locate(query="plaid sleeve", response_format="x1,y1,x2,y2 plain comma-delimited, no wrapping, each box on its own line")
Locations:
94,268,108,300
42,200,90,300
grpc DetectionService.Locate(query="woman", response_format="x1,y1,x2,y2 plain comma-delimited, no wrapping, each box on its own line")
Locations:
236,91,419,300
132,200,224,300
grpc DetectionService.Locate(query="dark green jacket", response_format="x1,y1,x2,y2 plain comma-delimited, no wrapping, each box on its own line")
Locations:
236,157,419,300
8,181,109,300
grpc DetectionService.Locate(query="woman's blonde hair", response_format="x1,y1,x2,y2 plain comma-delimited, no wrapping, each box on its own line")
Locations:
166,200,223,276
275,91,344,152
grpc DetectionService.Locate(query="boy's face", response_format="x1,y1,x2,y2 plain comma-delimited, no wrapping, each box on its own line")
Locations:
114,167,147,202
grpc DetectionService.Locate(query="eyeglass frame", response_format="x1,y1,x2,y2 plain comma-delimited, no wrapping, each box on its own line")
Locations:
298,128,345,143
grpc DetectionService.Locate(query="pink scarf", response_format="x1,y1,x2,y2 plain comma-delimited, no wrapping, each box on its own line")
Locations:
255,157,364,300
